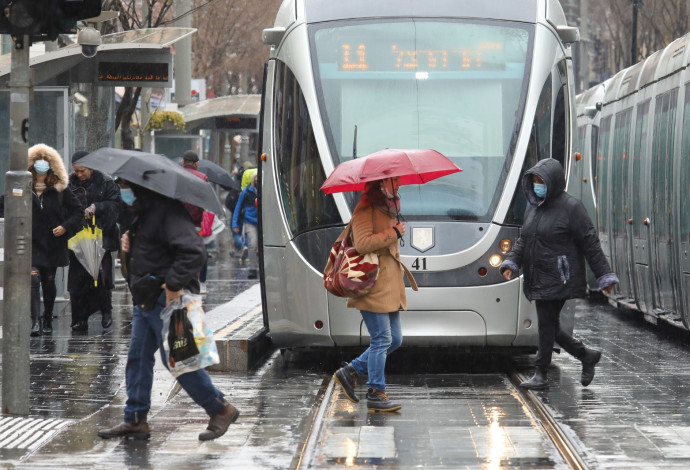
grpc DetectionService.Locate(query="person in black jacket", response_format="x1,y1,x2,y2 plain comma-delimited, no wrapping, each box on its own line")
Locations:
0,144,84,336
68,150,122,332
500,159,619,390
98,182,239,442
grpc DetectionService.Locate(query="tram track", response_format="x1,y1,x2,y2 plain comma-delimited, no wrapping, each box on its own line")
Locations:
508,372,589,470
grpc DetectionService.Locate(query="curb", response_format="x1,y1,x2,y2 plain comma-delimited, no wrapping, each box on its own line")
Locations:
205,284,273,372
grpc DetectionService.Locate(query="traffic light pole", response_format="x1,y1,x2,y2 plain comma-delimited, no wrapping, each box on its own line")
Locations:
2,35,33,416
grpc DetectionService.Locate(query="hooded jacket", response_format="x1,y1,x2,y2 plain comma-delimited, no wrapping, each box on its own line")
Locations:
69,170,121,252
500,159,618,300
12,144,84,267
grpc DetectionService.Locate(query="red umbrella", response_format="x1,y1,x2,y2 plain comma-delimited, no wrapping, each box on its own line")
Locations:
320,148,462,194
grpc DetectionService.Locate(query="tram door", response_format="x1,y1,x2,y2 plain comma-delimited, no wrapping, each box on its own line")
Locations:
631,100,653,312
650,89,678,315
610,108,634,301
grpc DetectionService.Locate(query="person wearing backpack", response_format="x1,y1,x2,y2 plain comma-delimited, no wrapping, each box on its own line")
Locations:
232,169,258,278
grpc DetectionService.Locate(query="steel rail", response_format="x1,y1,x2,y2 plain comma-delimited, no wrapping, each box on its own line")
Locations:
509,372,589,470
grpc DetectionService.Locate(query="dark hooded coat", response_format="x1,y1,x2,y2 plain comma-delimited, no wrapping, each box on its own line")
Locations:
500,159,617,300
0,144,84,268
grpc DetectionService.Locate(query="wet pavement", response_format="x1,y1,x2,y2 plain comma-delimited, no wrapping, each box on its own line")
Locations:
520,299,690,469
3,228,690,468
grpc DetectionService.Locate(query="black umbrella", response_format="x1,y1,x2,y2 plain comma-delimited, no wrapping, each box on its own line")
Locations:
78,148,224,215
197,159,240,191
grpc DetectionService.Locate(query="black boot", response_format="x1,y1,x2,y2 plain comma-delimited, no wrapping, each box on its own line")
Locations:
101,311,113,328
520,369,547,390
30,319,42,337
72,320,88,332
42,313,53,334
580,349,602,386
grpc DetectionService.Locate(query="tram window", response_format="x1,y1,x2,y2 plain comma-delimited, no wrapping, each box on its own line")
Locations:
272,61,341,235
597,116,612,233
310,19,533,221
681,85,690,243
651,90,677,243
611,108,632,237
552,85,566,167
590,125,598,196
505,124,538,225
632,101,650,240
535,73,552,161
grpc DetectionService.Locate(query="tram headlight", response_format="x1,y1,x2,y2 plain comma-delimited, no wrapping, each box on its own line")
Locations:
489,254,502,267
498,239,512,254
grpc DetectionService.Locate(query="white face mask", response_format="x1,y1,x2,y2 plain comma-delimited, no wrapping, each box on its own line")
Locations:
34,160,50,175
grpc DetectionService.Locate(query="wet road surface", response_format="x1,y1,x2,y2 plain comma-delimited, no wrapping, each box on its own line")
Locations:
4,230,690,469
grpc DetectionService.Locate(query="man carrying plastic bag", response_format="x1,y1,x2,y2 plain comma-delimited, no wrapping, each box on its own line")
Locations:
98,180,239,442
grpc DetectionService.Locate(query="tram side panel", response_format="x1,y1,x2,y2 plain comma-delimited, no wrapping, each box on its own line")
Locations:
680,85,690,327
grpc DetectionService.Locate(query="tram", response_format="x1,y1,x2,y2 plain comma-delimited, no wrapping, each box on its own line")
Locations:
575,32,690,330
258,0,582,349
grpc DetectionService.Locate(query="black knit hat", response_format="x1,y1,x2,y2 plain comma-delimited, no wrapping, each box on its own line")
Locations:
72,150,89,163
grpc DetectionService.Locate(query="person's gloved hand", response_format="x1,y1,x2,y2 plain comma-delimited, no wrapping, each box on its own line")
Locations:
84,204,96,218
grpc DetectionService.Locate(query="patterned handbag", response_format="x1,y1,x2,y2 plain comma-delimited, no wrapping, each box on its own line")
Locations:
323,220,379,298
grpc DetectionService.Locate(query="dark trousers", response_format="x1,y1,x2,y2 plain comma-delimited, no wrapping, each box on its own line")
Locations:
535,299,587,371
68,253,114,324
31,266,58,320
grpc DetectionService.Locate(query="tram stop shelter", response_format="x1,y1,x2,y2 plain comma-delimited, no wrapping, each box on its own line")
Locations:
0,27,194,318
177,94,261,171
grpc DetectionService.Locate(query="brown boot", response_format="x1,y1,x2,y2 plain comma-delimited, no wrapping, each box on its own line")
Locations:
198,401,240,441
98,421,150,440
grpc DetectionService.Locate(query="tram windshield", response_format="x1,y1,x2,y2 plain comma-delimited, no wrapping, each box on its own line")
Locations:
311,19,533,221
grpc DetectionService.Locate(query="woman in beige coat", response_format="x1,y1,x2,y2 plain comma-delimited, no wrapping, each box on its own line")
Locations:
333,176,409,412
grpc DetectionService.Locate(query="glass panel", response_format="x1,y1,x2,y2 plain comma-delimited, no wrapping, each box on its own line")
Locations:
612,108,632,237
597,116,611,233
273,61,341,235
311,19,533,221
589,126,599,196
632,100,650,239
0,89,67,193
681,87,690,243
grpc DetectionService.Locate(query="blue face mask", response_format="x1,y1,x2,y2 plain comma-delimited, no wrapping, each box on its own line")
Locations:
533,183,547,198
120,188,136,206
34,160,50,175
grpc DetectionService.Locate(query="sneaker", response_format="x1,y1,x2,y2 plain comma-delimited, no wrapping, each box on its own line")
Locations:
200,282,208,294
240,246,249,262
366,389,401,412
333,363,359,403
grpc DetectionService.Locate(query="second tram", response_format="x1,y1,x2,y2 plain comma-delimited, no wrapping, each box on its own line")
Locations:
576,32,690,330
259,0,581,349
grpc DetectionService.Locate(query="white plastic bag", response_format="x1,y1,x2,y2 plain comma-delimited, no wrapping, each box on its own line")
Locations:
161,291,219,377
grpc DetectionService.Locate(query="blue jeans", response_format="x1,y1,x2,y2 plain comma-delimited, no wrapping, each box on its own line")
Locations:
350,310,402,392
124,293,225,423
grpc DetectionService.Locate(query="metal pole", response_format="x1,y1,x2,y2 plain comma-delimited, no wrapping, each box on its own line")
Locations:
2,35,33,416
631,0,639,66
174,0,193,106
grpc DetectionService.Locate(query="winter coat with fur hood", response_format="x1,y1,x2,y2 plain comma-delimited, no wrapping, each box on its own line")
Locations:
499,159,618,300
21,144,83,267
